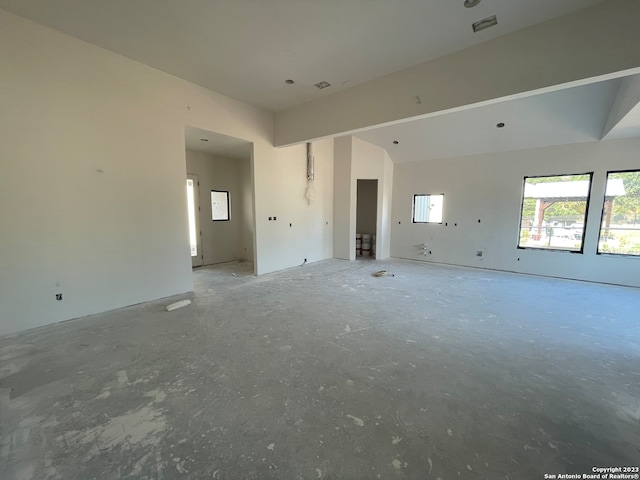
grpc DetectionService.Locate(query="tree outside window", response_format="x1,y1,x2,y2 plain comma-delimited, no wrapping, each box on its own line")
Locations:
598,170,640,256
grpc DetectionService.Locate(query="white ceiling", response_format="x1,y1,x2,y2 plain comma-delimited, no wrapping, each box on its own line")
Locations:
0,0,606,112
603,103,640,141
3,0,639,162
185,127,252,160
355,79,623,163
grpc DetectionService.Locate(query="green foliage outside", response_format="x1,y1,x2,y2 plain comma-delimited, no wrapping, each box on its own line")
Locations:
519,171,640,255
521,172,640,225
520,174,590,225
608,171,640,224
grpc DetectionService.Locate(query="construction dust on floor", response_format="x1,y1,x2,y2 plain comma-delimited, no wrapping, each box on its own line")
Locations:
1,259,639,479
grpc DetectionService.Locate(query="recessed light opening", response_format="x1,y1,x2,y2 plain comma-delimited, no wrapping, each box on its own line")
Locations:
285,79,295,84
200,138,209,141
393,140,399,145
464,0,481,8
496,122,505,128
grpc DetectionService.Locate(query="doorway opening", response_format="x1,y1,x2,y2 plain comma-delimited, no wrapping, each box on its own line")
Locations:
356,179,378,259
184,126,256,274
186,174,203,267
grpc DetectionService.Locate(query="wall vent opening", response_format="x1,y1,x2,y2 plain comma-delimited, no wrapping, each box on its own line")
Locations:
472,15,497,32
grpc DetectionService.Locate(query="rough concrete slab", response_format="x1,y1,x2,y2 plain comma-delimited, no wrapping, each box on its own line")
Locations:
1,259,639,479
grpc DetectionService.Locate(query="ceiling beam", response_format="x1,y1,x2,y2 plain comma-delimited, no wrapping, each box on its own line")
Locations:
274,0,640,147
601,73,640,140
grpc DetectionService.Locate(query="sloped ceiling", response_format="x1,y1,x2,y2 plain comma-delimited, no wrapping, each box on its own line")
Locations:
1,0,639,162
0,0,606,112
355,79,624,162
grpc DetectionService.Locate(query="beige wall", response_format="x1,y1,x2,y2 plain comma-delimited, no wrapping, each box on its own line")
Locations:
239,154,255,263
391,136,640,288
333,137,393,260
0,11,332,335
333,137,353,260
352,138,393,260
186,150,252,265
255,139,334,271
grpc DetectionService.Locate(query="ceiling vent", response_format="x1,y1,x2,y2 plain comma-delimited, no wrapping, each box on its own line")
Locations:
472,15,497,32
314,81,332,89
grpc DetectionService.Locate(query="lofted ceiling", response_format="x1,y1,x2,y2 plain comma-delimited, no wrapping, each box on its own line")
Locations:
2,0,639,163
355,78,626,163
0,0,606,112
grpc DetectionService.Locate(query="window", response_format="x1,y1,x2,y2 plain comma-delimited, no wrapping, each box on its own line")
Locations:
517,173,592,252
413,194,444,223
186,178,198,257
597,170,640,256
211,190,230,221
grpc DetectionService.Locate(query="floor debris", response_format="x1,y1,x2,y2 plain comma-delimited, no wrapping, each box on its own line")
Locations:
372,270,394,277
166,299,191,312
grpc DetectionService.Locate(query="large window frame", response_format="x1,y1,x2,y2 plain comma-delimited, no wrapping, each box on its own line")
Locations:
517,172,593,254
596,169,640,257
412,194,444,224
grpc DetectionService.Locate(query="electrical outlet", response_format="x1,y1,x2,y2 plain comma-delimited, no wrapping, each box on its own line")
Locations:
56,293,62,301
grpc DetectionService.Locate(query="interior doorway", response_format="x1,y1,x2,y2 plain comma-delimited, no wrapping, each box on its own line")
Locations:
186,174,203,267
356,179,378,259
184,126,256,273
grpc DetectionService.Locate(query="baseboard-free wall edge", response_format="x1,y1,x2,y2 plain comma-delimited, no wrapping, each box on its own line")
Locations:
0,290,194,339
390,255,640,291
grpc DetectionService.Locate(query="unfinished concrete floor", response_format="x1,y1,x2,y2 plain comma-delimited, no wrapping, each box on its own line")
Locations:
1,259,640,480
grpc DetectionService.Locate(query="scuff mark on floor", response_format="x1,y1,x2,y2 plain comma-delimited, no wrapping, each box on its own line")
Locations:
346,415,364,427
